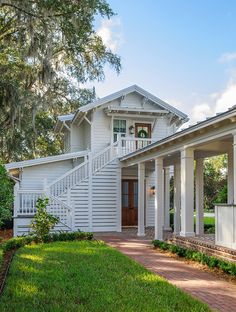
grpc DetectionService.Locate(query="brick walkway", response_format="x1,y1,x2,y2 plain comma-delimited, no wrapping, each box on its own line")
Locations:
95,233,236,311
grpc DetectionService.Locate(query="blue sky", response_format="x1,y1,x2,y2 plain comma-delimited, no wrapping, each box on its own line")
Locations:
91,0,236,125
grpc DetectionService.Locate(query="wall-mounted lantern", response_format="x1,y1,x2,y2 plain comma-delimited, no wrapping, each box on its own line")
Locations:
129,125,134,135
151,185,155,196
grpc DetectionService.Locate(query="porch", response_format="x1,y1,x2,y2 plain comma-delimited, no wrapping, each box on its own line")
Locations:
120,106,236,251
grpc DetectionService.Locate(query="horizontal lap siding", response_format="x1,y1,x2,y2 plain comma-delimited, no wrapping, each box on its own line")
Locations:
92,160,119,231
92,108,111,154
146,171,155,226
67,180,90,232
14,217,70,236
20,160,73,190
57,160,119,232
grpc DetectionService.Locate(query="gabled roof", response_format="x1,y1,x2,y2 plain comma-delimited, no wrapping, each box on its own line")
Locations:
73,84,188,122
55,85,188,133
5,150,89,170
58,114,74,122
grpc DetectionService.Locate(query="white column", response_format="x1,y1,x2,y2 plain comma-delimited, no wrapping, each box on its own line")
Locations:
228,148,234,204
155,157,164,240
195,158,204,235
164,167,171,230
180,148,195,237
174,162,181,234
233,133,236,203
138,162,145,236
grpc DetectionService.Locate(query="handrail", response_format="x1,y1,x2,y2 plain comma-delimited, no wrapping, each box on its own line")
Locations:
47,159,89,189
16,191,72,229
49,195,71,212
48,142,119,196
121,137,154,142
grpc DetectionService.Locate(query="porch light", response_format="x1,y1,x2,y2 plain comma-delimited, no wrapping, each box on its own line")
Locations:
129,125,134,135
151,185,155,195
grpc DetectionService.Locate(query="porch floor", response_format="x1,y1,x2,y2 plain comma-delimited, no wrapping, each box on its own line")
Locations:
95,233,236,311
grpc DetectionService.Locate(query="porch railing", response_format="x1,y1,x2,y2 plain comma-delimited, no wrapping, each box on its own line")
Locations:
15,190,72,229
118,137,154,157
16,190,44,215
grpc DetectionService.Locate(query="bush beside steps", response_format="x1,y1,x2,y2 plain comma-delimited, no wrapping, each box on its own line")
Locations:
2,231,93,253
152,239,236,277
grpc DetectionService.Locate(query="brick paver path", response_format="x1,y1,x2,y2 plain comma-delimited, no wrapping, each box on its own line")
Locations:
95,234,236,311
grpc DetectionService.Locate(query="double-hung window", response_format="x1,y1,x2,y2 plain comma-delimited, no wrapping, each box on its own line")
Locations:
113,119,126,142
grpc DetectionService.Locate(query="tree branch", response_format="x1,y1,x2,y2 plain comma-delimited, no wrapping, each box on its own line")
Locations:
1,3,72,19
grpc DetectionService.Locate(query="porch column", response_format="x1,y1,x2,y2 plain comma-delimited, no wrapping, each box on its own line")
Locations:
155,157,164,240
174,162,181,234
228,148,234,204
180,148,195,237
138,162,145,236
164,167,171,230
195,158,204,235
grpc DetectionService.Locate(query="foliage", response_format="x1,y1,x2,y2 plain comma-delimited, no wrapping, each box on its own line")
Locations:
0,164,13,227
0,0,121,162
215,184,228,204
153,240,236,277
203,155,227,210
2,231,93,253
169,213,215,233
31,197,59,240
0,241,209,311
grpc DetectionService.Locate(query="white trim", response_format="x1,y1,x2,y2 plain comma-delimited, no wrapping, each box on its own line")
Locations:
73,85,188,123
120,108,236,165
6,150,89,170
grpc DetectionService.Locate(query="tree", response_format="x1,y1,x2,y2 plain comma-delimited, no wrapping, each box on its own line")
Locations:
0,0,121,162
0,163,13,227
204,155,227,210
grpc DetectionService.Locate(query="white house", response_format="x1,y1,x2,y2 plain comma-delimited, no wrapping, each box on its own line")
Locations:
6,84,236,251
6,85,188,236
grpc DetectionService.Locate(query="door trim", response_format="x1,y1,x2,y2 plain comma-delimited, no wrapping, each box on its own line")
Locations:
135,123,151,138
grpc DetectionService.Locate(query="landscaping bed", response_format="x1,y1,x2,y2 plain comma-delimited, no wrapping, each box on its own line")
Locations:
0,240,209,311
153,240,236,278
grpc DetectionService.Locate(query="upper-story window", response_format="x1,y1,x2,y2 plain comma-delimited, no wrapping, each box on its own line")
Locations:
113,119,126,142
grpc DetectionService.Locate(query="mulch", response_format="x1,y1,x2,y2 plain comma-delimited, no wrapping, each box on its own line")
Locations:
0,228,14,295
0,250,14,296
0,229,13,242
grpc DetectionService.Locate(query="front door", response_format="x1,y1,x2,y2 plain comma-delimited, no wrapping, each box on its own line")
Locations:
122,180,138,226
135,123,151,149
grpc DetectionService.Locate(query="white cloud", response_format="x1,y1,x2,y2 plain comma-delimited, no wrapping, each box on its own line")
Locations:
215,81,236,113
218,52,236,63
191,103,212,124
187,80,236,126
97,18,123,53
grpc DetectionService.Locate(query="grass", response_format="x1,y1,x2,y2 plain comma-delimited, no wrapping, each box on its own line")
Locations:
202,216,215,226
0,240,209,312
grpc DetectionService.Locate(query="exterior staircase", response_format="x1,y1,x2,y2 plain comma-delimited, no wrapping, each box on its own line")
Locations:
14,142,120,234
14,137,153,235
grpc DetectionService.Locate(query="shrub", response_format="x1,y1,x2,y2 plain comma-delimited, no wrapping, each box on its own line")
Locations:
152,239,236,277
2,231,93,253
31,197,59,240
0,164,14,228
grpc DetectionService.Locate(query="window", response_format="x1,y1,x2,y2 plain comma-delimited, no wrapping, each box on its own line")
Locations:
113,119,126,142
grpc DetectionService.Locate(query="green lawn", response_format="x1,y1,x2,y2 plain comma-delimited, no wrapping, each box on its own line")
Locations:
203,216,215,226
0,240,209,312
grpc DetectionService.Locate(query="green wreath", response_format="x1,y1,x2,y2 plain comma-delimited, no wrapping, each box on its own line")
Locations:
138,129,148,138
